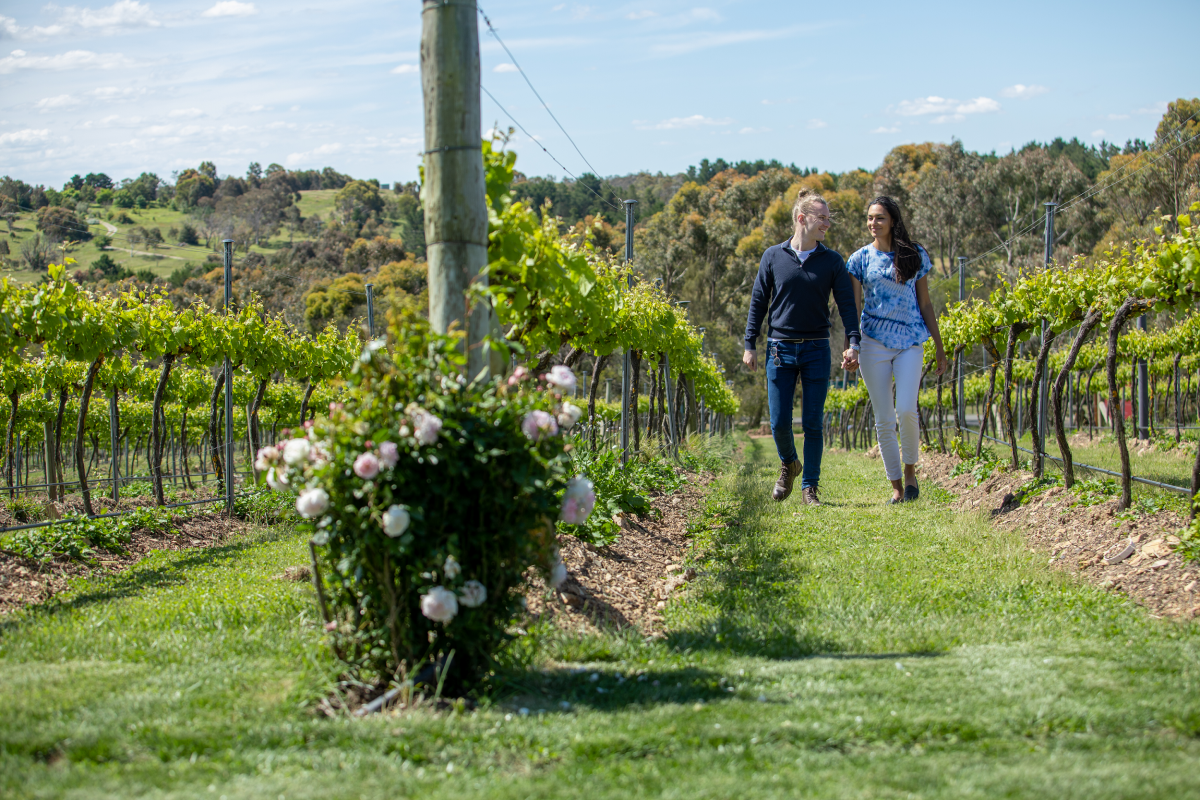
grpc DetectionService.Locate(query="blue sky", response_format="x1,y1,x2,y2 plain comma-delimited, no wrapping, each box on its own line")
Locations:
1,0,1196,188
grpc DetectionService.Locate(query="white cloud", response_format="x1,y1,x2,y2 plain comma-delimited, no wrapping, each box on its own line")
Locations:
957,97,1000,114
1091,129,1106,138
0,128,51,145
203,2,258,18
688,8,721,22
634,114,732,130
896,96,955,116
1001,84,1049,99
895,95,999,119
1,2,161,39
285,142,343,166
739,126,770,134
872,126,900,134
651,28,790,57
90,86,144,99
0,49,135,73
552,3,566,10
169,108,205,118
806,119,827,129
626,10,656,19
492,63,518,73
0,15,21,39
391,63,418,74
1107,113,1130,121
1136,101,1168,115
35,94,79,111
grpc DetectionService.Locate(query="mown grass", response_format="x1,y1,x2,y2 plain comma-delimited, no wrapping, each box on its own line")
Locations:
2,434,1198,799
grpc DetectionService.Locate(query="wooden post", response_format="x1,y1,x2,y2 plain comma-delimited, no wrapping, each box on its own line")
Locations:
421,0,490,381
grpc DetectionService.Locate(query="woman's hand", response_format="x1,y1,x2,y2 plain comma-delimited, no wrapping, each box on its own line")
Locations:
935,348,948,376
841,348,859,372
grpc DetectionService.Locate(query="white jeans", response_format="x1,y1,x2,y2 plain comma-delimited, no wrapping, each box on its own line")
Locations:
858,335,922,481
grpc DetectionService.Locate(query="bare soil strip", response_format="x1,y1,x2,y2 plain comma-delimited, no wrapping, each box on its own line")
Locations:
0,512,252,615
920,449,1199,620
526,472,712,635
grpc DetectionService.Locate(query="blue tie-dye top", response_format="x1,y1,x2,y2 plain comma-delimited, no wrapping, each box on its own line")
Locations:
845,244,933,350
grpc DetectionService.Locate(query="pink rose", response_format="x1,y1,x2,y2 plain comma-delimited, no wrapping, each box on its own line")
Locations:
522,409,558,441
559,476,596,524
378,441,399,468
353,452,381,479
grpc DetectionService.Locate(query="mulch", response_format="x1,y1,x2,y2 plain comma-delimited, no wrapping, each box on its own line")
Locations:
524,471,712,636
919,448,1199,621
0,509,252,616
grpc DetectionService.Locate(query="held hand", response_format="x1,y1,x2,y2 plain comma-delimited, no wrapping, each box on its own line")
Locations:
841,348,859,373
743,349,758,371
935,349,948,377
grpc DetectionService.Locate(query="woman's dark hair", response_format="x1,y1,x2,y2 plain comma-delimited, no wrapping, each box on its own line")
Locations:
868,196,924,283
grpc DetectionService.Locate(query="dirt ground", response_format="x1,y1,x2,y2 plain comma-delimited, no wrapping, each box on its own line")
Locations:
919,448,1199,621
525,472,711,637
0,512,251,616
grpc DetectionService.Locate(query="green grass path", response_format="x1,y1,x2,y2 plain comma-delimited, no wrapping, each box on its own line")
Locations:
2,435,1199,799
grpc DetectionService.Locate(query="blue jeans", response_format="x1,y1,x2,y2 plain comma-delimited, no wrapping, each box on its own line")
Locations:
765,339,830,489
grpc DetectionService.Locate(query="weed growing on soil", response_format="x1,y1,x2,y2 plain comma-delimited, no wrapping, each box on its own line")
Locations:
1,514,132,562
950,446,1002,486
3,496,45,524
1070,477,1120,507
1015,475,1063,505
234,485,297,525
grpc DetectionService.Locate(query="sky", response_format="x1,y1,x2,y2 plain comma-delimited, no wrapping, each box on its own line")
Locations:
1,0,1197,189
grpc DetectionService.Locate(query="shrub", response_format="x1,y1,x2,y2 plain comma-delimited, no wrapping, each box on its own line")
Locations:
262,313,585,692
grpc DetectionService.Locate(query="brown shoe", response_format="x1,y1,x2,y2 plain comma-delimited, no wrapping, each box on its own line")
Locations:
802,487,822,506
772,460,802,501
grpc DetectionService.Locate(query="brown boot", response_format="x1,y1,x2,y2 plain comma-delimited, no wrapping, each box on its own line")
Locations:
802,487,822,506
772,460,802,501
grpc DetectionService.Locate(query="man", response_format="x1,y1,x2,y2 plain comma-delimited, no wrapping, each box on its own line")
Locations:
743,189,860,504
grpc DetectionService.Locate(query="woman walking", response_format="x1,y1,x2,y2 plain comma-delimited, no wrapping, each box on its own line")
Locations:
846,196,947,503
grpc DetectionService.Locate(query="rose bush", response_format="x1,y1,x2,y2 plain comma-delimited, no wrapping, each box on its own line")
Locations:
260,312,588,691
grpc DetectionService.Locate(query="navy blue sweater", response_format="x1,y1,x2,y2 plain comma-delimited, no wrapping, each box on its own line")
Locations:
744,240,860,350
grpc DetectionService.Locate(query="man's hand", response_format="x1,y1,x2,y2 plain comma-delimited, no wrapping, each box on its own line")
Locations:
743,349,758,371
841,348,859,373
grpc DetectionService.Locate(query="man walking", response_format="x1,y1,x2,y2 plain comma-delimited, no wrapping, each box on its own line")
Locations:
743,188,860,504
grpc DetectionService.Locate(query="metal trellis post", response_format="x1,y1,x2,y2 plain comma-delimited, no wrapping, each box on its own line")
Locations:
109,387,120,503
223,239,235,516
365,283,376,340
620,198,637,464
1137,314,1149,440
957,255,966,428
1037,203,1056,468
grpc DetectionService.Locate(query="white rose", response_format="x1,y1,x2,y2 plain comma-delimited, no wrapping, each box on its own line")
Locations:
458,580,487,608
420,586,458,623
443,554,461,580
545,365,577,392
295,487,329,518
557,402,582,429
413,411,443,446
283,438,312,466
254,445,279,472
382,504,410,537
265,467,290,492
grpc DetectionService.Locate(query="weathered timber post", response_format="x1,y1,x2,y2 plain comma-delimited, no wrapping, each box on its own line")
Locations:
422,0,490,381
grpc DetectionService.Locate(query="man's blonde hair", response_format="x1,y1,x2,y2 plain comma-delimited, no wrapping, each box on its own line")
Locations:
792,187,828,220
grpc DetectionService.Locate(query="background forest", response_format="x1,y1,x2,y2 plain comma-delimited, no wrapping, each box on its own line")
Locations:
2,98,1197,423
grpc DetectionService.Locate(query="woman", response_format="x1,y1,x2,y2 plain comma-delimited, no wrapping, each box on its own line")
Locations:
845,196,947,503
